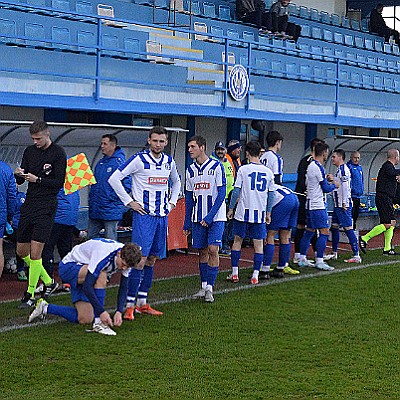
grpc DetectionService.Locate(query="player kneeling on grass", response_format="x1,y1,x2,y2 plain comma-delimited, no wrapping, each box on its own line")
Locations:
227,141,275,285
261,185,300,279
28,239,141,336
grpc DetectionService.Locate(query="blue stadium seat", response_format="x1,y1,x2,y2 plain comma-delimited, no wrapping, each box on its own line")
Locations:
333,32,343,44
310,45,322,60
334,48,344,59
326,68,336,84
218,5,231,20
323,29,333,42
124,37,140,59
25,22,46,48
191,1,201,15
52,0,70,11
286,62,298,79
356,54,367,67
298,42,310,57
341,16,350,28
102,33,119,56
387,59,396,72
367,55,377,69
285,39,297,55
210,25,223,42
0,18,18,45
383,42,392,54
394,78,400,92
255,57,268,74
271,36,284,50
299,63,312,80
77,30,96,53
320,11,330,24
301,24,310,37
264,0,273,9
384,76,394,91
354,35,364,48
243,31,254,42
361,19,369,32
377,57,386,71
76,1,93,14
392,44,399,56
51,26,72,50
258,35,269,49
299,6,309,19
365,38,373,50
227,28,239,46
203,2,216,18
322,46,334,61
374,40,383,52
340,70,349,86
271,60,284,77
362,73,373,89
310,8,319,21
239,54,248,66
155,0,169,8
311,26,322,40
351,19,361,30
374,74,383,90
331,14,340,26
344,33,354,47
288,2,298,16
346,50,357,65
313,66,324,82
27,0,46,7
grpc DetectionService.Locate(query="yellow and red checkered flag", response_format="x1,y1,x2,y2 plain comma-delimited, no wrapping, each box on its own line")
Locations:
64,153,96,194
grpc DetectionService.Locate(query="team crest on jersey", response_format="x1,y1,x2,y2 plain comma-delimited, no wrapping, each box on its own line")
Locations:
148,177,168,185
164,163,171,170
43,164,52,175
207,169,215,176
194,182,210,190
107,167,112,173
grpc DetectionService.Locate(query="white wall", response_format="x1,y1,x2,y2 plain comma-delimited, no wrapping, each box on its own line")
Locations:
294,0,346,16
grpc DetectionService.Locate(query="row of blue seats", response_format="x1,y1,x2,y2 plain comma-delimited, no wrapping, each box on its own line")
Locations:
0,10,149,57
300,23,400,56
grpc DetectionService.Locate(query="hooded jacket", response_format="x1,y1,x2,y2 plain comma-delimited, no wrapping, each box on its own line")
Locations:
89,147,132,220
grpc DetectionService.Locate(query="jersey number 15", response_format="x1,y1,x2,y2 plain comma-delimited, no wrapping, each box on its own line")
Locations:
248,172,268,192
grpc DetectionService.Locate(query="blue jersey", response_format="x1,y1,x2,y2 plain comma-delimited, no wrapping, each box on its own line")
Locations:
186,157,226,223
109,150,181,217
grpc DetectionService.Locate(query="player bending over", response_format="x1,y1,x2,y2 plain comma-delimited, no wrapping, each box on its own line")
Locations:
28,239,142,336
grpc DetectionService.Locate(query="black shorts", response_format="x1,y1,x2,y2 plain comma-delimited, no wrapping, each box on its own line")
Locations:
296,194,307,226
376,194,395,225
17,200,57,244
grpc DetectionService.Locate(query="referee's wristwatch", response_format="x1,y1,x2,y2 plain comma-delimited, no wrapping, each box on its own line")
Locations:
36,177,42,184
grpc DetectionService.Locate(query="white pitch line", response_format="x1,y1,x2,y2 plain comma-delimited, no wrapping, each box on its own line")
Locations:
0,258,396,334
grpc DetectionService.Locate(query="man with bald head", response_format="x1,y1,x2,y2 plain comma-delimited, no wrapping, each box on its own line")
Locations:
360,149,400,255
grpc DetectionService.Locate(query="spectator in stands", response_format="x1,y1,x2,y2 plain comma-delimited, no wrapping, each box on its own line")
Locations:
88,134,131,241
370,3,400,46
15,121,66,308
211,141,234,255
42,188,80,279
347,151,364,229
236,0,269,31
0,160,17,279
267,0,301,42
359,149,400,256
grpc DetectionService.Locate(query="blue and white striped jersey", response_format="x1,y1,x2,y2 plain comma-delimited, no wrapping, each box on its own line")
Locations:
108,150,181,217
272,185,296,207
333,163,351,208
306,160,329,210
186,157,226,222
234,163,274,223
62,238,129,278
260,150,284,183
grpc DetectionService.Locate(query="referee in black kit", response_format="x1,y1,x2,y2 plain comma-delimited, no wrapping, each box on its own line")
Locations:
360,149,400,256
14,121,67,308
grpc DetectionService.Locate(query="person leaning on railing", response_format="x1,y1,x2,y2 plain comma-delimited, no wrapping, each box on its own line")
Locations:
370,3,400,46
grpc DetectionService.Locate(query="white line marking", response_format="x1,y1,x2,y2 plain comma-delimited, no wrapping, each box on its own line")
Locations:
0,258,394,334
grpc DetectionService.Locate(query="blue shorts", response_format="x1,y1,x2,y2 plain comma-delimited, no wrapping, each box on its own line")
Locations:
331,206,353,228
192,221,224,249
233,220,266,240
59,261,89,304
269,194,299,231
306,209,329,229
131,212,167,259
